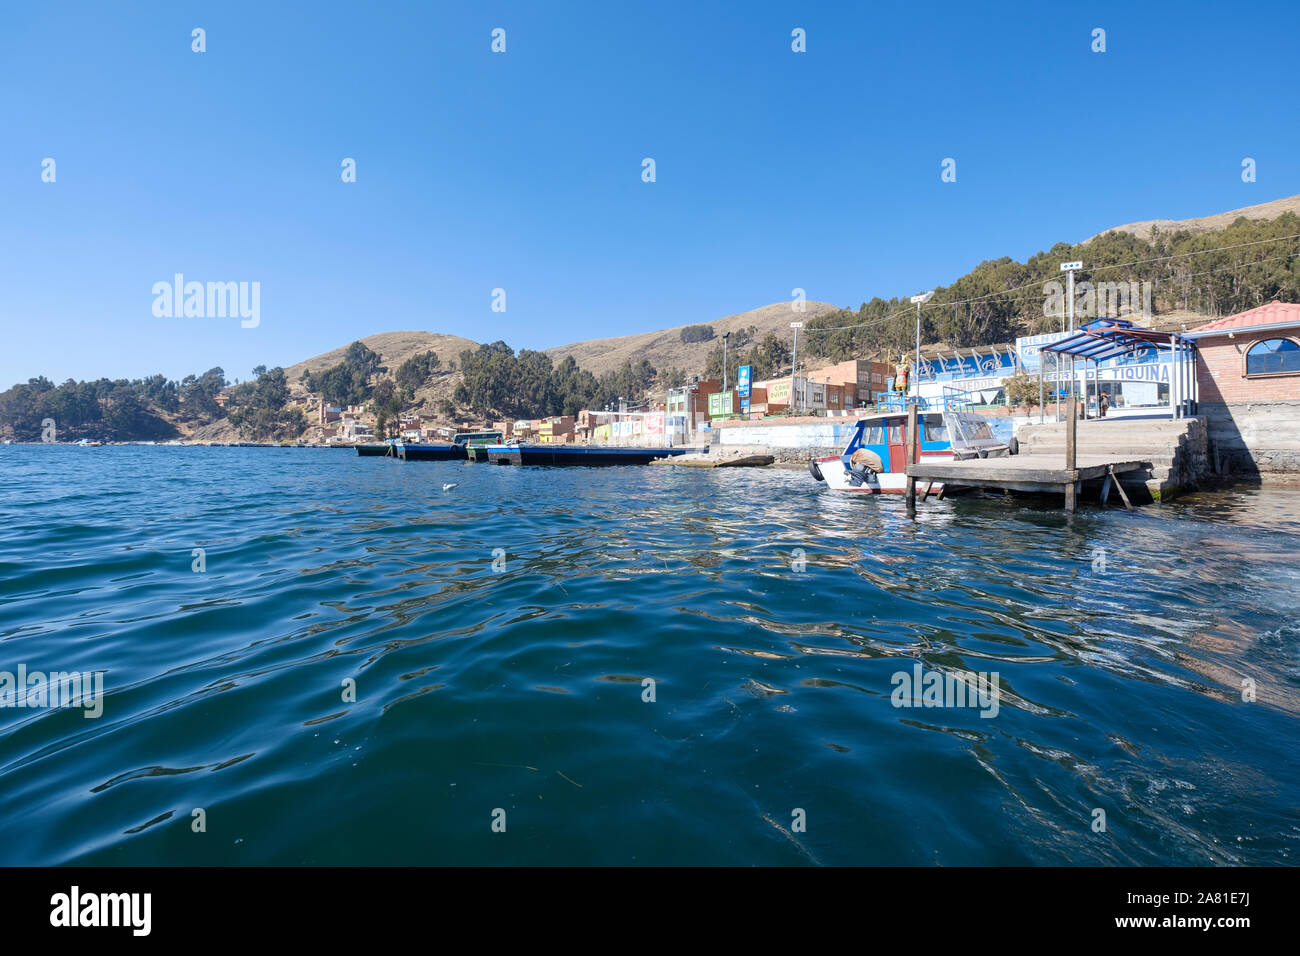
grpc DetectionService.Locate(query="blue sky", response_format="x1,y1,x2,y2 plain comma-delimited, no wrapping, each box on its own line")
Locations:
3,0,1298,385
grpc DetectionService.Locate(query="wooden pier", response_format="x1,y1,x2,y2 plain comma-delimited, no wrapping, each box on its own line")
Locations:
905,455,1146,510
902,397,1146,513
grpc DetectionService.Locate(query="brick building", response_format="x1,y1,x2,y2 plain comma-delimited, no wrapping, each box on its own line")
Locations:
755,359,890,413
1186,301,1300,472
538,416,575,443
806,358,893,406
666,378,720,436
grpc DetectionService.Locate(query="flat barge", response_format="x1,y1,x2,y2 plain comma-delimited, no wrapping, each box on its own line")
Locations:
484,444,698,466
395,443,467,462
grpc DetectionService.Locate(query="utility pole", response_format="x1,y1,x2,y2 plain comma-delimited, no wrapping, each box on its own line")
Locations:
1060,261,1081,422
909,291,935,399
722,331,731,393
790,321,803,413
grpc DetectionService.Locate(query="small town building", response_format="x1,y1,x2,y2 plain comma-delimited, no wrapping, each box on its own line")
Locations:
337,417,374,442
1186,301,1300,473
666,378,720,440
538,416,575,443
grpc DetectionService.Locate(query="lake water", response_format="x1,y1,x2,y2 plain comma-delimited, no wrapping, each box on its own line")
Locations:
1,446,1297,864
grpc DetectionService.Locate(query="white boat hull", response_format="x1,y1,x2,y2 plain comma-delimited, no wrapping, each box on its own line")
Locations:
813,453,951,495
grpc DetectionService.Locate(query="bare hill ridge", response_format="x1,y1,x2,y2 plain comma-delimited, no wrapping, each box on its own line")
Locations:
284,330,482,386
543,300,842,377
279,195,1300,411
1088,193,1300,243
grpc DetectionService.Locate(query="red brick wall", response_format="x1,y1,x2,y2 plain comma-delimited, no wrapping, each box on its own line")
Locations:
1197,333,1300,403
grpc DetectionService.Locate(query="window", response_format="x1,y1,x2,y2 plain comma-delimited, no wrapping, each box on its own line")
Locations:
864,425,885,444
1245,338,1300,376
925,422,949,442
887,423,904,443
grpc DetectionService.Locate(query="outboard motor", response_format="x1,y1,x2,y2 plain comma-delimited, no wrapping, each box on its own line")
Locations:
847,463,875,487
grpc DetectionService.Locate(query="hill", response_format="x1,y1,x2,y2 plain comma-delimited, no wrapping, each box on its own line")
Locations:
1087,194,1300,243
543,300,842,379
7,195,1298,442
284,331,481,386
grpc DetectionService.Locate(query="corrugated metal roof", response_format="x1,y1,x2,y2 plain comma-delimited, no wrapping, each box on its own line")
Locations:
1187,301,1300,334
1042,320,1185,361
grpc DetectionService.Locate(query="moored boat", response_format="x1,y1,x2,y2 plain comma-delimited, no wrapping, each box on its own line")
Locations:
395,442,467,461
484,443,695,466
809,390,1010,495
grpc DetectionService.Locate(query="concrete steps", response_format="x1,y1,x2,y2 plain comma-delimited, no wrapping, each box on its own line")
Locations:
1015,417,1209,501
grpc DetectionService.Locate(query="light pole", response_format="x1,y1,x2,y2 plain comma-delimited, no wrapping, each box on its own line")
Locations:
909,291,935,399
790,320,803,413
1060,260,1081,420
1060,260,1081,333
722,331,731,393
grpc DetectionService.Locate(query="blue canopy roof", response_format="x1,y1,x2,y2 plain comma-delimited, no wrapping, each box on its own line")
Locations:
1040,319,1186,362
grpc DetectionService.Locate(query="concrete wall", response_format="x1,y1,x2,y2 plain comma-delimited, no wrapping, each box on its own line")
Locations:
709,419,859,461
1201,400,1300,473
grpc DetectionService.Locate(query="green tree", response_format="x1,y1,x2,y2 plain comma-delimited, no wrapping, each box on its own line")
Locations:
227,367,298,440
679,324,715,344
394,350,441,397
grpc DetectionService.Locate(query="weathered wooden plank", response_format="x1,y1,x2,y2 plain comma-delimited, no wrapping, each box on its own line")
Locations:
908,465,1081,483
1109,465,1134,511
959,479,1091,494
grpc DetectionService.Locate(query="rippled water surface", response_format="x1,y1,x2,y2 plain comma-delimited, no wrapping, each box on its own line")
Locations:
1,446,1297,865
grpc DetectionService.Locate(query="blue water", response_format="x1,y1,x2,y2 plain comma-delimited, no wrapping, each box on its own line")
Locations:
1,446,1297,865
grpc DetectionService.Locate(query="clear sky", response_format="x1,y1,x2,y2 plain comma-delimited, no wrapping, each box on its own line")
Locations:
3,0,1298,385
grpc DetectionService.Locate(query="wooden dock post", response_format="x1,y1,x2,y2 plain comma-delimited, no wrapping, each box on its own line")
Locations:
1064,389,1078,512
905,403,918,515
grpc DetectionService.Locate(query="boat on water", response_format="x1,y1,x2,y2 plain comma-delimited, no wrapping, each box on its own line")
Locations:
392,429,502,462
482,442,696,466
75,438,103,446
458,430,505,462
356,439,401,457
809,390,1011,495
395,442,466,461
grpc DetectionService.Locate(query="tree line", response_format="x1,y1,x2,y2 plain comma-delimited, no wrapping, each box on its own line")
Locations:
802,212,1300,362
0,368,228,442
453,342,658,418
6,213,1295,439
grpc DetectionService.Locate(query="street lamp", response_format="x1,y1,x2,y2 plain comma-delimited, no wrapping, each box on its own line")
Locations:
790,320,803,413
722,331,731,392
909,291,935,398
1059,261,1081,333
1059,261,1082,421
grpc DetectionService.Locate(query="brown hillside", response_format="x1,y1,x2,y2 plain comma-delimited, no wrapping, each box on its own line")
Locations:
284,331,482,386
1088,194,1300,243
543,300,842,378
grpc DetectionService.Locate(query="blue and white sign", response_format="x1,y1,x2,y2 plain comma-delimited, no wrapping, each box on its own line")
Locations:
738,365,752,399
1016,331,1071,372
